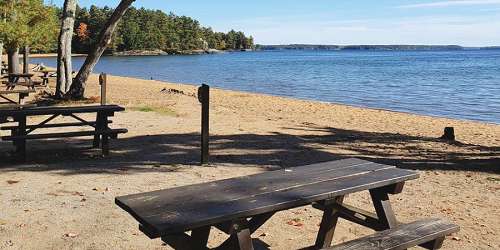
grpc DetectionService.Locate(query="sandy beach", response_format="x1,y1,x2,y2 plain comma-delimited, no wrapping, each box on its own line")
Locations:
0,73,498,249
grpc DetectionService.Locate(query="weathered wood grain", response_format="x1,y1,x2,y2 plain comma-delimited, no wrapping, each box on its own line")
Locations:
116,160,418,237
0,105,124,117
327,218,459,250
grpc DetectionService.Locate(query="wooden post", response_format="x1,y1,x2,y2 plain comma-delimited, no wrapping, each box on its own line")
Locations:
441,127,455,141
99,73,107,105
198,84,209,165
23,46,29,74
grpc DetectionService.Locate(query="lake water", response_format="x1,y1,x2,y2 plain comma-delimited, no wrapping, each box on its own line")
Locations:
32,50,500,124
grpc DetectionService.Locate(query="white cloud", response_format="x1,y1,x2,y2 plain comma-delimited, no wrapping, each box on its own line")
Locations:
398,0,500,9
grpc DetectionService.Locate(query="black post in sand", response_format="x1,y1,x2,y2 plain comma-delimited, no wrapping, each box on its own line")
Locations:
198,84,210,165
99,73,107,105
441,127,455,141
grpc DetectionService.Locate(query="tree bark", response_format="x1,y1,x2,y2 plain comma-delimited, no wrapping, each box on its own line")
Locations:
67,0,135,99
56,0,77,98
23,46,29,74
7,47,20,74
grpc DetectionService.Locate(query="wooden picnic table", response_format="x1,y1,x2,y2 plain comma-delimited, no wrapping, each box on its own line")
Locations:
0,105,128,160
115,158,461,249
2,73,36,90
0,89,36,106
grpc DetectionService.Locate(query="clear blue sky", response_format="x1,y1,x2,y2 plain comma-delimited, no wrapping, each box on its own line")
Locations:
47,0,500,46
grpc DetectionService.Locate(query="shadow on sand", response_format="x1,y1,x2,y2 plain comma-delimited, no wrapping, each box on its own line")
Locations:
0,125,498,174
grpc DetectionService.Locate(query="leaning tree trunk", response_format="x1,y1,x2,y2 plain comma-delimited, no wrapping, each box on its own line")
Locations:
7,47,20,74
56,0,77,98
67,0,135,99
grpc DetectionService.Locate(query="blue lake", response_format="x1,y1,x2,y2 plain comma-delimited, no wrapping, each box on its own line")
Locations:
33,50,500,124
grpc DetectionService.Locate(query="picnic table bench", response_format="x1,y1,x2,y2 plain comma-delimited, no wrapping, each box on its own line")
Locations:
0,105,127,160
116,158,459,250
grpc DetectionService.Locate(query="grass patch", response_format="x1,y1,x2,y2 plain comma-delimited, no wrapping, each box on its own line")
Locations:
130,105,176,116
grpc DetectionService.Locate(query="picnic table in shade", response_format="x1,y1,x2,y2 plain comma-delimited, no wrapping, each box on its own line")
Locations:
0,105,128,160
116,158,459,250
0,89,36,106
2,73,38,90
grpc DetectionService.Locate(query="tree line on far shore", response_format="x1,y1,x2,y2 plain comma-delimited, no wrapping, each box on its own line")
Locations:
73,6,255,53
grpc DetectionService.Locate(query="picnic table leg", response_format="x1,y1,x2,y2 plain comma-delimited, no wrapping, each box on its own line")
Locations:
14,115,27,161
233,219,254,250
191,226,211,249
215,219,254,250
101,114,111,156
93,112,104,148
369,183,405,230
19,92,27,105
420,236,445,250
314,195,345,249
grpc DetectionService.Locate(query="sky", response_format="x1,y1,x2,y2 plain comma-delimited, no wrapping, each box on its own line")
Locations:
46,0,500,46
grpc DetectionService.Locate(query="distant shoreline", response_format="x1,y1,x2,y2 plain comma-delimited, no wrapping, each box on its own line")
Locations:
256,44,500,51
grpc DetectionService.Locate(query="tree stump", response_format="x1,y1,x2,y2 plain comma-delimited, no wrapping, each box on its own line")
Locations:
441,127,455,141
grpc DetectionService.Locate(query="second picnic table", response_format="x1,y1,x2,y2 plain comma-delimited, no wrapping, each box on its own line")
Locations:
2,73,36,90
0,105,128,160
116,158,458,249
0,89,36,106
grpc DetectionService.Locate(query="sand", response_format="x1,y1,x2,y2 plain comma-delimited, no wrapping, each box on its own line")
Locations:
0,73,499,249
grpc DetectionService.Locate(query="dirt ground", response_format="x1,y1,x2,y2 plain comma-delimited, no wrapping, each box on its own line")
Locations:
0,74,498,249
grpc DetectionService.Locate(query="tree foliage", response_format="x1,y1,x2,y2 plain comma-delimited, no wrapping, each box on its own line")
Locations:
0,0,58,51
72,6,255,53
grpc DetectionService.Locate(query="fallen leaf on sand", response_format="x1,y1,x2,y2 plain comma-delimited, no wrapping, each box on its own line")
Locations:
6,180,19,185
72,192,85,197
452,236,461,241
5,240,13,246
286,219,304,227
64,233,78,238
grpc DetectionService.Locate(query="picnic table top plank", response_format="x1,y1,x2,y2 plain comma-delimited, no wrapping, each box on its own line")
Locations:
0,105,125,117
0,89,36,94
118,159,388,210
116,159,419,237
3,73,34,77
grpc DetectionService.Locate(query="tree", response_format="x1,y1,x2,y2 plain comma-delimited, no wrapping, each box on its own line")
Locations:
56,0,77,98
0,0,58,74
76,23,90,41
67,0,135,99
